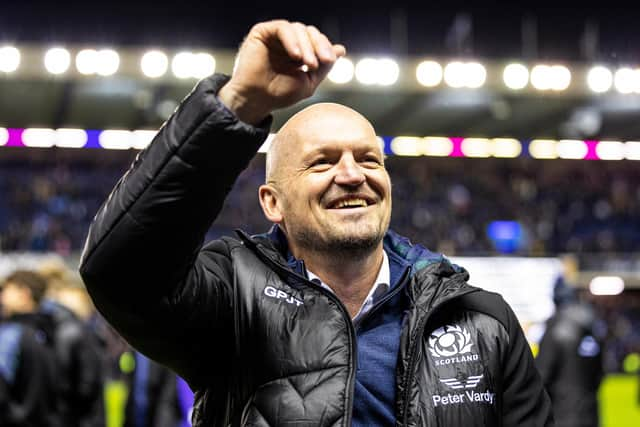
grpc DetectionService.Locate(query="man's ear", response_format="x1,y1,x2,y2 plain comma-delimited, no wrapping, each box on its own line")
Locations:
258,184,283,223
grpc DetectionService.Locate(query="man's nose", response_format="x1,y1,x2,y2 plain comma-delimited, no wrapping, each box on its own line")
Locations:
334,155,366,186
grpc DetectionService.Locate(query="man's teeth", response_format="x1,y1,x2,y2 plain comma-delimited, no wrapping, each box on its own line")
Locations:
334,198,368,208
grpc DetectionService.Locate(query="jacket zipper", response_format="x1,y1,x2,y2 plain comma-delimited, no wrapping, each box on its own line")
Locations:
238,234,358,427
400,286,480,426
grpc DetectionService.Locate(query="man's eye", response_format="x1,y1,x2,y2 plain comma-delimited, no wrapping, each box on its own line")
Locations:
310,158,330,167
361,156,381,165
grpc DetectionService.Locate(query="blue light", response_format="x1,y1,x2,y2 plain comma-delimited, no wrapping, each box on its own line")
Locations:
486,220,525,254
85,130,102,148
382,136,393,155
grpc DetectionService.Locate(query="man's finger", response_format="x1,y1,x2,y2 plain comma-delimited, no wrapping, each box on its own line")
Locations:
306,25,336,63
252,20,303,62
292,22,319,69
332,44,347,58
273,21,303,61
310,43,347,86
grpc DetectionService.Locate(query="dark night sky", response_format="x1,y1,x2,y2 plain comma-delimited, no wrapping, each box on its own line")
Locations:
2,2,640,62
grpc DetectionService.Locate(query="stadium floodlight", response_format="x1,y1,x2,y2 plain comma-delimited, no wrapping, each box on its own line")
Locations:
613,67,638,94
390,136,424,156
634,70,640,94
530,64,570,91
530,65,552,90
466,62,487,89
492,138,522,158
132,130,157,149
461,138,491,157
55,128,88,148
95,49,120,76
377,58,399,86
99,130,133,149
625,141,640,160
0,127,8,146
416,60,443,87
443,61,466,88
503,63,529,90
172,52,196,79
631,69,640,93
76,49,119,76
587,66,613,93
141,50,169,78
192,53,215,79
327,57,354,84
529,139,558,159
0,46,20,73
355,57,398,86
595,140,625,160
557,139,588,159
550,65,571,91
22,128,56,147
44,47,71,75
443,61,485,89
354,58,378,85
76,49,98,75
589,276,624,296
171,52,215,79
424,137,454,156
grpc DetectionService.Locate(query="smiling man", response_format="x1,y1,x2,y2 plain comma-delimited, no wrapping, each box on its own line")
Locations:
80,20,553,427
259,103,392,318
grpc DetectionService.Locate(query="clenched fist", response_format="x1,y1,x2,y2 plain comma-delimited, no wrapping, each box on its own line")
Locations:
218,20,346,124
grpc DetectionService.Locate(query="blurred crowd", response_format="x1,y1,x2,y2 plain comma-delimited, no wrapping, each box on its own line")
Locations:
0,260,192,426
592,292,640,373
0,153,129,256
2,151,640,256
385,156,640,255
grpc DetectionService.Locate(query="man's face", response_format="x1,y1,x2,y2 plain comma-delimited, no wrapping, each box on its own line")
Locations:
262,104,392,258
0,282,32,316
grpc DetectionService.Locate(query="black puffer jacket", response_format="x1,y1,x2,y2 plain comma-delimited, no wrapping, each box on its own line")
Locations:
79,75,553,426
536,303,603,427
0,314,60,427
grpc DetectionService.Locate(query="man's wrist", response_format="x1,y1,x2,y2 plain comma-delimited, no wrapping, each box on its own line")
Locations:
218,83,271,126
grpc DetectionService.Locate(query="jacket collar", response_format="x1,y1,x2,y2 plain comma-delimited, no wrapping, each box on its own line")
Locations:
241,225,467,289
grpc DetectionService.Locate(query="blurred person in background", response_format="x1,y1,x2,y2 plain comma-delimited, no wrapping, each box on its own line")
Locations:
39,260,106,427
536,274,604,427
80,19,552,426
0,270,60,426
124,350,193,427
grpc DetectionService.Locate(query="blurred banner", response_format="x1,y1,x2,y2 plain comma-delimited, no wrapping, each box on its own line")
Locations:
450,256,561,339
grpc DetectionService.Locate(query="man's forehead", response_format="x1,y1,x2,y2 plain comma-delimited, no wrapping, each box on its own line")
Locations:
269,130,384,161
266,103,381,179
283,103,373,132
280,105,377,146
297,133,384,155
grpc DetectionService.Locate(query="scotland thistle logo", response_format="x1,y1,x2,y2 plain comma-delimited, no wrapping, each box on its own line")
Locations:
428,324,474,358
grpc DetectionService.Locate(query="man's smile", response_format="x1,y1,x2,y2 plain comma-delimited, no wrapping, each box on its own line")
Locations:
326,194,377,210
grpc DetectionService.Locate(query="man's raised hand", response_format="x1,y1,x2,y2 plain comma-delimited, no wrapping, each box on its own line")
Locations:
218,20,346,124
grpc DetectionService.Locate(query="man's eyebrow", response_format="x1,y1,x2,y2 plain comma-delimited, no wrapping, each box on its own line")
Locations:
302,146,336,159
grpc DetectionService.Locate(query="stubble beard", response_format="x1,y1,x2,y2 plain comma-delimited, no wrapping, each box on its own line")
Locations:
292,222,387,261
